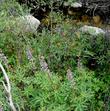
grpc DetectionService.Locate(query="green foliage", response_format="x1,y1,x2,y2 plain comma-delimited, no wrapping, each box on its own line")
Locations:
0,0,110,111
19,0,77,7
1,66,105,110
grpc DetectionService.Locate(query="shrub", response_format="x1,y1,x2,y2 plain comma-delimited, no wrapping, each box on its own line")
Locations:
0,0,110,110
0,66,105,110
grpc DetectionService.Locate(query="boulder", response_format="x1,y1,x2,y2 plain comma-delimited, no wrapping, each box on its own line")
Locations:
16,15,40,33
79,25,105,35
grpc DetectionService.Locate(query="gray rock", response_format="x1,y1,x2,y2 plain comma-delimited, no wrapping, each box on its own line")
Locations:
15,15,40,33
71,2,82,8
79,25,105,35
0,0,5,3
64,1,82,8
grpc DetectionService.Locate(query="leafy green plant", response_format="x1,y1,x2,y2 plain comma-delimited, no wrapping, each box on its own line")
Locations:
1,66,104,110
0,0,110,110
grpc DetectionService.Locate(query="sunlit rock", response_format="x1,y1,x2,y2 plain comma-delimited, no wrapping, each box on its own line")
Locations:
16,15,40,33
71,2,82,8
79,25,105,35
64,2,82,8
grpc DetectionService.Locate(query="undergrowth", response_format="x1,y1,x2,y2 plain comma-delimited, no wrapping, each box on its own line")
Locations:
0,0,110,111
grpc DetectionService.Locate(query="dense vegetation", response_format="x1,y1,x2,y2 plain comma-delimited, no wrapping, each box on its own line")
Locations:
0,0,110,110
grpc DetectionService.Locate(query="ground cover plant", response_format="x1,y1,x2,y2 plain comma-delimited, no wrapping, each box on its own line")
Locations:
0,0,110,111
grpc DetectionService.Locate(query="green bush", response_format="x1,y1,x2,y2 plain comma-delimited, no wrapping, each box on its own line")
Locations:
0,0,110,110
0,66,105,110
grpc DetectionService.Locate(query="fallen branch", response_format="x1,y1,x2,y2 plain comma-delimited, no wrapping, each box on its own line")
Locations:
0,63,17,111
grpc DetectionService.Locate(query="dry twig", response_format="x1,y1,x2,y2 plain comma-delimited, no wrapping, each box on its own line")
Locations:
0,63,17,111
